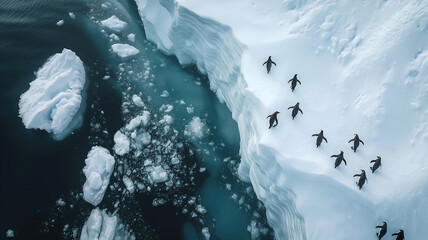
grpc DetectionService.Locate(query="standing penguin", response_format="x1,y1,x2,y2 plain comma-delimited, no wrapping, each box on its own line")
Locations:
375,222,387,240
267,111,280,129
312,130,328,148
331,150,347,168
288,74,301,92
288,102,303,119
348,134,365,152
353,170,368,190
370,156,382,173
392,230,405,240
262,56,276,74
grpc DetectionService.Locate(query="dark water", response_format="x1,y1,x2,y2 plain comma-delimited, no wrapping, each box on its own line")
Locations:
0,0,273,239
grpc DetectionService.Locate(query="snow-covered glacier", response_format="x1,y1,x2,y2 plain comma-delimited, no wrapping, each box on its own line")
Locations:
135,0,428,239
19,48,86,140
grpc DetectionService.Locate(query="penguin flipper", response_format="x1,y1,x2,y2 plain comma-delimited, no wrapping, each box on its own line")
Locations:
288,79,292,83
288,106,293,110
331,155,338,158
343,159,347,165
312,134,318,137
263,61,267,66
299,109,303,114
297,80,301,85
370,160,376,163
272,61,276,66
360,140,365,145
353,174,361,177
267,115,272,119
348,139,354,143
323,137,328,143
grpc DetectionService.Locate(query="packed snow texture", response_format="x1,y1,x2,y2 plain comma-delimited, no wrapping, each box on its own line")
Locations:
18,48,86,140
101,15,127,32
136,0,428,239
80,208,135,240
111,44,140,58
82,146,115,206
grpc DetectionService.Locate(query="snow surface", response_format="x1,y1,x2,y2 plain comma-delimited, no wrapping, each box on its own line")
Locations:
111,43,140,58
136,0,428,239
80,208,135,240
82,146,115,206
18,48,86,140
101,15,127,32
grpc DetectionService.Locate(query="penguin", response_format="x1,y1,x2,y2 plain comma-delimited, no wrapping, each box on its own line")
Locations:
267,111,280,129
370,156,382,173
312,130,328,148
348,134,364,152
392,229,405,240
375,222,387,240
262,56,276,74
331,150,347,168
288,102,303,120
288,74,301,92
353,170,368,190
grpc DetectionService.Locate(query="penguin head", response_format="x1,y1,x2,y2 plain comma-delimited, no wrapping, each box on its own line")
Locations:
377,156,381,159
321,129,323,132
275,111,280,114
400,229,403,232
268,56,271,59
383,222,387,225
340,150,343,153
296,102,300,105
294,74,297,77
361,169,365,173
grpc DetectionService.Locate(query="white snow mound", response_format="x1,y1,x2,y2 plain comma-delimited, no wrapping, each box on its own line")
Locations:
136,0,428,239
18,48,86,140
82,146,115,206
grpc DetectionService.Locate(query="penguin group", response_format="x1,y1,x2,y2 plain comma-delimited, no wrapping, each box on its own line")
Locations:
262,56,406,239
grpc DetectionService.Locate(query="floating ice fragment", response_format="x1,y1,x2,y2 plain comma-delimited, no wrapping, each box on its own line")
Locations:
184,117,205,139
68,12,76,19
6,229,14,238
111,44,139,58
18,48,86,140
113,131,130,156
132,94,144,107
127,33,135,42
122,175,135,194
56,20,64,26
149,166,168,183
101,15,127,32
160,90,169,97
82,146,115,206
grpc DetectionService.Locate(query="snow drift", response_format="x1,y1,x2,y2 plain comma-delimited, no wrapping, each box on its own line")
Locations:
19,48,86,140
135,0,428,239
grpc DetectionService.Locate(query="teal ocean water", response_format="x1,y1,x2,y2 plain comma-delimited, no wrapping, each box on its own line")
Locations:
0,0,273,239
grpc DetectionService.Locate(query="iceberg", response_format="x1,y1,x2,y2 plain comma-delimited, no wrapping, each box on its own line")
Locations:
101,15,127,32
111,43,140,58
135,0,428,239
83,146,115,206
80,208,135,240
18,48,86,140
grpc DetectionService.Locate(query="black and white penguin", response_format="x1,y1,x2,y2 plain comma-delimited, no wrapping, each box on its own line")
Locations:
288,74,301,92
375,222,387,240
263,56,276,74
288,102,303,120
331,150,347,168
312,130,328,148
370,156,382,173
267,111,280,129
353,170,368,190
348,134,364,152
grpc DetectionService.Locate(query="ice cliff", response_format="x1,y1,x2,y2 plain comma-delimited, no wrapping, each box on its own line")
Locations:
135,0,428,239
19,48,86,140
